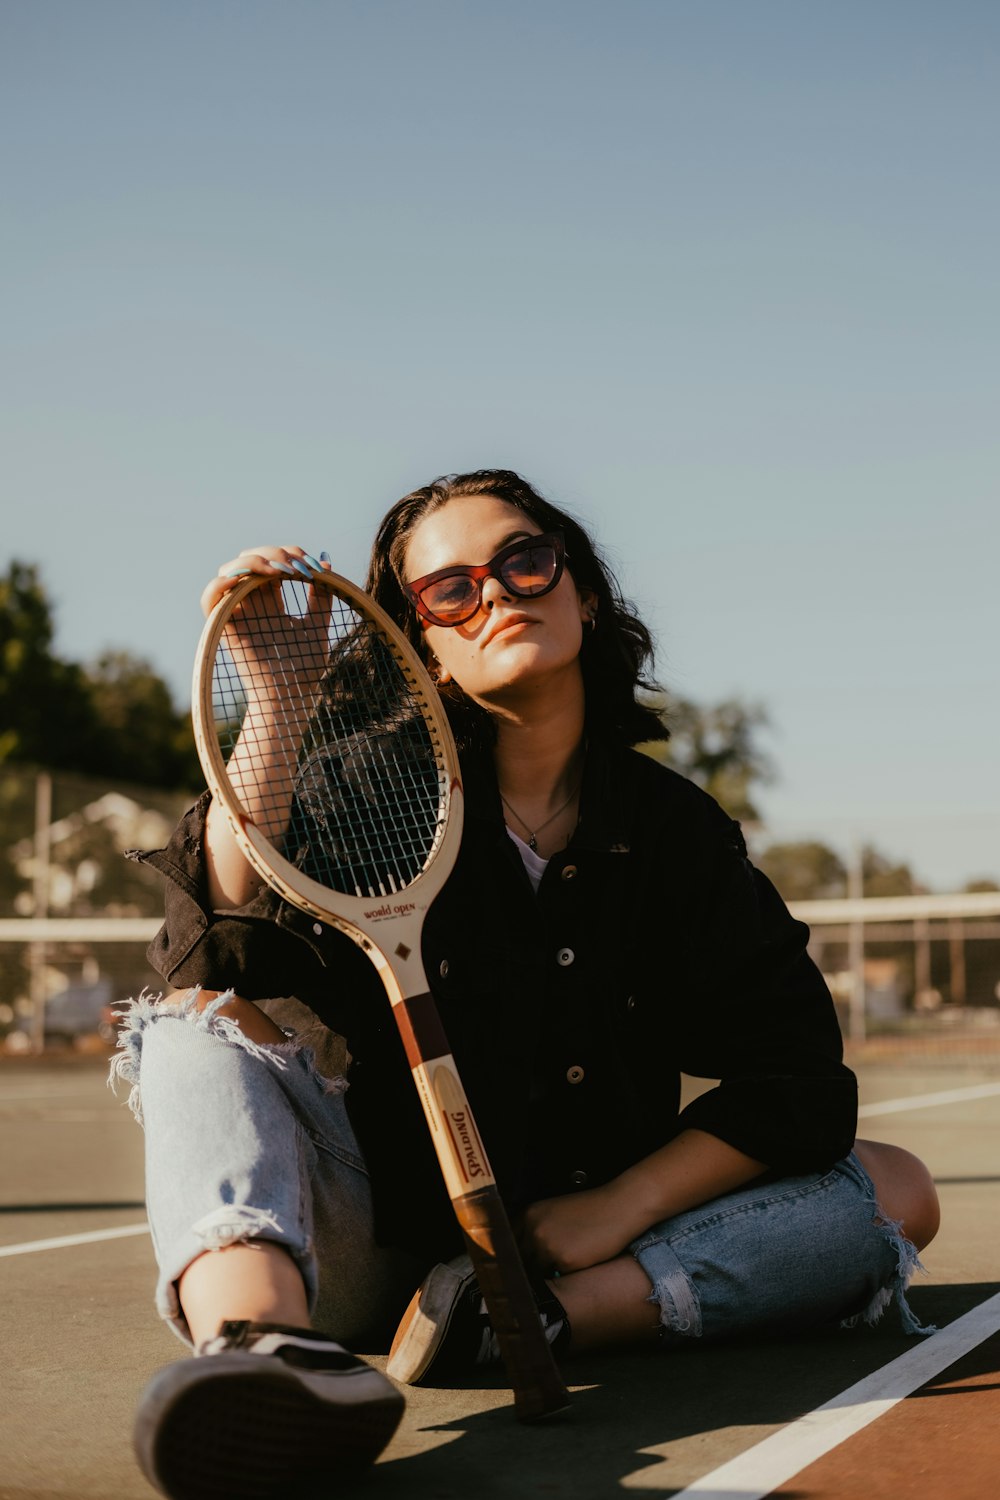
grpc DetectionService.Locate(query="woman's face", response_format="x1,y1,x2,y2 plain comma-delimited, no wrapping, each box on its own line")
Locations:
402,493,593,706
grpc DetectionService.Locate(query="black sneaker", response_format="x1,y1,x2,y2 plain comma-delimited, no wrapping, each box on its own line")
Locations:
386,1255,570,1386
134,1320,404,1500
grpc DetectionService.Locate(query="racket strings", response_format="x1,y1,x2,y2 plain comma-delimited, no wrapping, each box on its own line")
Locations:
212,580,447,900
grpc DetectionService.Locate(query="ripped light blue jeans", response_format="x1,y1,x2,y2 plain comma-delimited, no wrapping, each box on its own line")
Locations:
111,991,930,1350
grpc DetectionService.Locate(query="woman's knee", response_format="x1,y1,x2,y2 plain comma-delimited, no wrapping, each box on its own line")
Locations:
854,1138,940,1250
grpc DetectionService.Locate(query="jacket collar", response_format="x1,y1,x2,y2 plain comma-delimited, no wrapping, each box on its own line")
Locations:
459,738,632,855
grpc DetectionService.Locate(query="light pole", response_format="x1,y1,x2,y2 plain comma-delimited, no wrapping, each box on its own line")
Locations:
29,771,52,1054
847,837,865,1043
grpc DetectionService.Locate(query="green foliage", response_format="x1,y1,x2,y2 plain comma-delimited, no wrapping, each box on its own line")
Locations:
757,840,848,901
0,561,201,790
862,844,922,898
0,562,97,769
636,693,774,823
82,652,202,789
756,839,926,902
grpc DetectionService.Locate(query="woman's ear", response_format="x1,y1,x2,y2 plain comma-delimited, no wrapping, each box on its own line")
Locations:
427,654,452,686
578,587,598,626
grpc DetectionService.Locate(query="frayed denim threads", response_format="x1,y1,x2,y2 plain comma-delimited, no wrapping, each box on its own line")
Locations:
107,987,313,1124
631,1151,934,1345
107,988,403,1348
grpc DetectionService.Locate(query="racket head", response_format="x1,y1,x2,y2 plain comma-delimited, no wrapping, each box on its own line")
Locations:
192,567,464,939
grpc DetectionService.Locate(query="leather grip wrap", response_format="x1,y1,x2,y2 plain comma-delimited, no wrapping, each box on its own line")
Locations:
455,1186,571,1422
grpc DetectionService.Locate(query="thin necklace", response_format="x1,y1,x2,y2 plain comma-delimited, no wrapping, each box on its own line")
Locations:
500,785,580,853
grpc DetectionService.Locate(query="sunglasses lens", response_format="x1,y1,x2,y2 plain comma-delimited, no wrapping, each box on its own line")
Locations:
500,539,559,596
411,534,564,625
418,574,479,623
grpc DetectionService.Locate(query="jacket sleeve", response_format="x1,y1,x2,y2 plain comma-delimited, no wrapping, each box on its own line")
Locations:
126,791,362,1017
673,815,857,1172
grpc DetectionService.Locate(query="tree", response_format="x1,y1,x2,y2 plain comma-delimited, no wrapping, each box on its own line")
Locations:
82,652,202,789
862,845,923,898
637,693,774,823
757,840,848,901
0,561,97,768
0,561,201,790
756,840,925,902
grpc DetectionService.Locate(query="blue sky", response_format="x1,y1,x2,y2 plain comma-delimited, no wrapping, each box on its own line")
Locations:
3,1,998,888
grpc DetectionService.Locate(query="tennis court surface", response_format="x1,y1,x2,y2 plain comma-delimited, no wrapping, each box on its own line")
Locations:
3,1040,999,1500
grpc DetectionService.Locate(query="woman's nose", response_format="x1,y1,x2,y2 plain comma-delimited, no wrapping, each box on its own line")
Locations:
480,574,513,611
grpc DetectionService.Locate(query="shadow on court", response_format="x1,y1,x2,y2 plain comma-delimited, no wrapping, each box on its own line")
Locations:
363,1283,994,1500
2,1054,999,1499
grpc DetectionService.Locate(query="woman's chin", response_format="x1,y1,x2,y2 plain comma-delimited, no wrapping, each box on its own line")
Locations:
474,655,583,706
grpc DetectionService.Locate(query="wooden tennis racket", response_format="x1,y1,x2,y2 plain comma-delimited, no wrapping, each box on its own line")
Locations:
192,564,570,1422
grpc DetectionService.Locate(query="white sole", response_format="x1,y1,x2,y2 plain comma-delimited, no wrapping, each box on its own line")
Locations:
386,1257,476,1385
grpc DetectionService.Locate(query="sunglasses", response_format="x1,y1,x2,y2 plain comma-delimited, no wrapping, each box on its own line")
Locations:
403,531,567,628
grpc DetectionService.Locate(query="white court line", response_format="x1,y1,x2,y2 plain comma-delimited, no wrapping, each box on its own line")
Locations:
0,1223,149,1257
858,1080,1000,1118
670,1290,1000,1500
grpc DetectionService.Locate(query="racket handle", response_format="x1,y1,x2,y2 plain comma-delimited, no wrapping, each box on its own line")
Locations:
455,1186,572,1422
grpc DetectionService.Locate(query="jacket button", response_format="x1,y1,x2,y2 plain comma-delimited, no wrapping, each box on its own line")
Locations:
439,959,450,979
312,923,324,936
561,864,578,881
569,1169,588,1188
556,947,575,967
566,1065,584,1085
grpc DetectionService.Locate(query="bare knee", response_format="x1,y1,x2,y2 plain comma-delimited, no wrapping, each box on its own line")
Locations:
854,1139,940,1251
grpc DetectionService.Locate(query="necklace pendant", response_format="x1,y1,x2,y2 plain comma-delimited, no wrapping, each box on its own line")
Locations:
528,834,538,852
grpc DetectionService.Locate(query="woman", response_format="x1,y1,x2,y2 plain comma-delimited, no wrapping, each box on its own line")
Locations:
116,469,939,1499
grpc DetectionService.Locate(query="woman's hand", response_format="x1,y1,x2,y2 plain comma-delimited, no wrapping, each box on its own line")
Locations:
200,545,328,619
520,1131,770,1276
202,546,334,712
199,545,333,902
520,1179,645,1275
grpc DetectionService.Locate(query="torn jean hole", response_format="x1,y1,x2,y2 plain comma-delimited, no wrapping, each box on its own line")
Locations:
106,985,344,1124
843,1205,936,1337
190,1204,284,1250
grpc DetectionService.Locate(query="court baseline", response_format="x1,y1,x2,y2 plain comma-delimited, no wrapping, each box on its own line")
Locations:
669,1291,1000,1500
0,1222,150,1257
1,1080,994,1262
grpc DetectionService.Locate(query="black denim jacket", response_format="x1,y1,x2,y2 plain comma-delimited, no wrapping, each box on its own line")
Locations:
129,740,857,1261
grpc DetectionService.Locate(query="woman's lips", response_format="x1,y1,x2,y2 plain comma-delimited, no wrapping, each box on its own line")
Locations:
485,613,538,645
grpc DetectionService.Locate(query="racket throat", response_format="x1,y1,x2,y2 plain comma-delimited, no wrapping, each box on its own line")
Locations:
380,973,498,1198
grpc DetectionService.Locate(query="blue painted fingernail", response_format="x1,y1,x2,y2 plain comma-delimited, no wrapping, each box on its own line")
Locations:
290,558,313,578
273,560,297,576
303,554,322,571
223,566,253,578
319,551,331,563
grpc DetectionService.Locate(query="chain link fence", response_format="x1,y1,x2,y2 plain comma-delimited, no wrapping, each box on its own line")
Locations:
2,763,999,1057
0,765,189,1051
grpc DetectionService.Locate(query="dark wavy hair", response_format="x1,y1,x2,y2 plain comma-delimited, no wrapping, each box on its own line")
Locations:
365,469,669,752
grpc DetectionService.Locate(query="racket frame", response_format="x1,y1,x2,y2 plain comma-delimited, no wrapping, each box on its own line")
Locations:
192,567,570,1421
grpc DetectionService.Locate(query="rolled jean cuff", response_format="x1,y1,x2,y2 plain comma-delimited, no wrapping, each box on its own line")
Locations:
152,1206,319,1346
630,1150,935,1345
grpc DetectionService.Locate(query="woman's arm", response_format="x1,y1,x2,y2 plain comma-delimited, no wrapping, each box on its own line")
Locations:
521,794,850,1277
198,545,331,910
521,1129,766,1274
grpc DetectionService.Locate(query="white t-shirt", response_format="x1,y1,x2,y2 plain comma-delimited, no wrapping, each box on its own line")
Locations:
506,828,549,892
